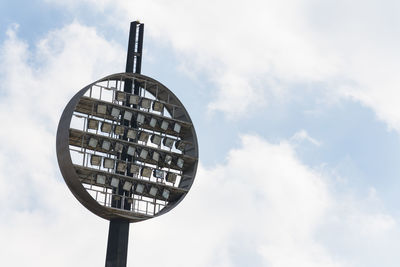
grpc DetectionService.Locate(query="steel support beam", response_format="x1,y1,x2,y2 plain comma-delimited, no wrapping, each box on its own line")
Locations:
105,220,130,267
106,21,144,267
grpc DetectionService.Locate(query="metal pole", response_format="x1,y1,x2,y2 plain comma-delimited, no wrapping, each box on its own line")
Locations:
105,21,144,267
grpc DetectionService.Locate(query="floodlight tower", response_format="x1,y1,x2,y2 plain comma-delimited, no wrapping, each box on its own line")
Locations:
56,21,199,267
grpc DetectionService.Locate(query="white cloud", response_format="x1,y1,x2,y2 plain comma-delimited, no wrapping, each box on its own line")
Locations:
1,18,400,267
46,0,400,130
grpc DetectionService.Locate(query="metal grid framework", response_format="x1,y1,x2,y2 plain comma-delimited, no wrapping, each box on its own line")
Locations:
57,72,198,222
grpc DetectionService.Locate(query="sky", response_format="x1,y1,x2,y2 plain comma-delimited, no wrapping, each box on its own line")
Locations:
1,0,400,266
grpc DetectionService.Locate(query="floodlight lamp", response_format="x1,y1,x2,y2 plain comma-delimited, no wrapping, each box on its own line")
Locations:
149,117,157,128
127,146,135,156
102,140,111,151
123,181,132,191
135,183,145,194
141,167,152,178
130,164,140,175
162,189,170,200
96,174,106,184
160,120,169,131
177,158,184,169
115,125,125,136
97,104,107,115
154,169,164,179
152,101,164,112
163,137,174,149
152,151,160,162
141,98,151,109
136,113,145,124
129,95,140,105
149,186,158,196
173,123,181,133
164,155,172,165
91,155,101,166
150,134,162,146
104,158,115,169
123,111,133,121
111,177,120,188
127,129,137,139
101,122,112,133
138,131,149,142
88,119,99,130
117,162,127,173
114,143,123,153
111,107,120,118
175,141,185,151
139,149,148,159
116,91,126,102
88,137,98,148
166,172,177,183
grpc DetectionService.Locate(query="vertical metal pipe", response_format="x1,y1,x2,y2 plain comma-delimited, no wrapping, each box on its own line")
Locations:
106,21,144,267
105,220,130,267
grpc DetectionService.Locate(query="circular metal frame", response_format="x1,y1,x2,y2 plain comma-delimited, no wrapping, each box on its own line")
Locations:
56,72,199,222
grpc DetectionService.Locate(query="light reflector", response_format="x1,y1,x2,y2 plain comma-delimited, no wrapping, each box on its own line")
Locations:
163,137,174,149
127,129,137,139
162,189,170,199
123,111,132,121
102,140,111,151
116,91,126,102
139,149,148,159
111,177,119,187
123,181,132,191
97,104,107,115
141,98,151,109
154,169,164,179
104,158,115,169
149,117,157,128
152,151,160,162
127,146,135,156
139,131,149,142
166,172,177,183
114,125,124,136
111,107,120,118
149,186,158,196
88,137,98,148
88,119,99,130
175,141,186,151
151,134,162,146
160,120,169,130
101,122,112,133
91,155,101,166
141,167,152,177
173,123,181,133
135,183,145,194
152,101,164,112
96,174,106,184
114,143,123,153
177,158,184,168
137,113,145,124
129,95,140,105
130,164,140,175
117,162,127,173
164,155,172,165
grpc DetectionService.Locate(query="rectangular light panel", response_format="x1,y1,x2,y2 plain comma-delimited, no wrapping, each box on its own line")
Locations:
91,155,101,166
141,167,152,177
97,104,107,115
101,122,112,133
104,158,115,169
129,95,140,105
127,129,137,139
111,177,119,187
96,174,106,184
88,119,99,130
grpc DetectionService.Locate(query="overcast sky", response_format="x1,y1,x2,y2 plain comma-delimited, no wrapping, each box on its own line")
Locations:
1,0,400,266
